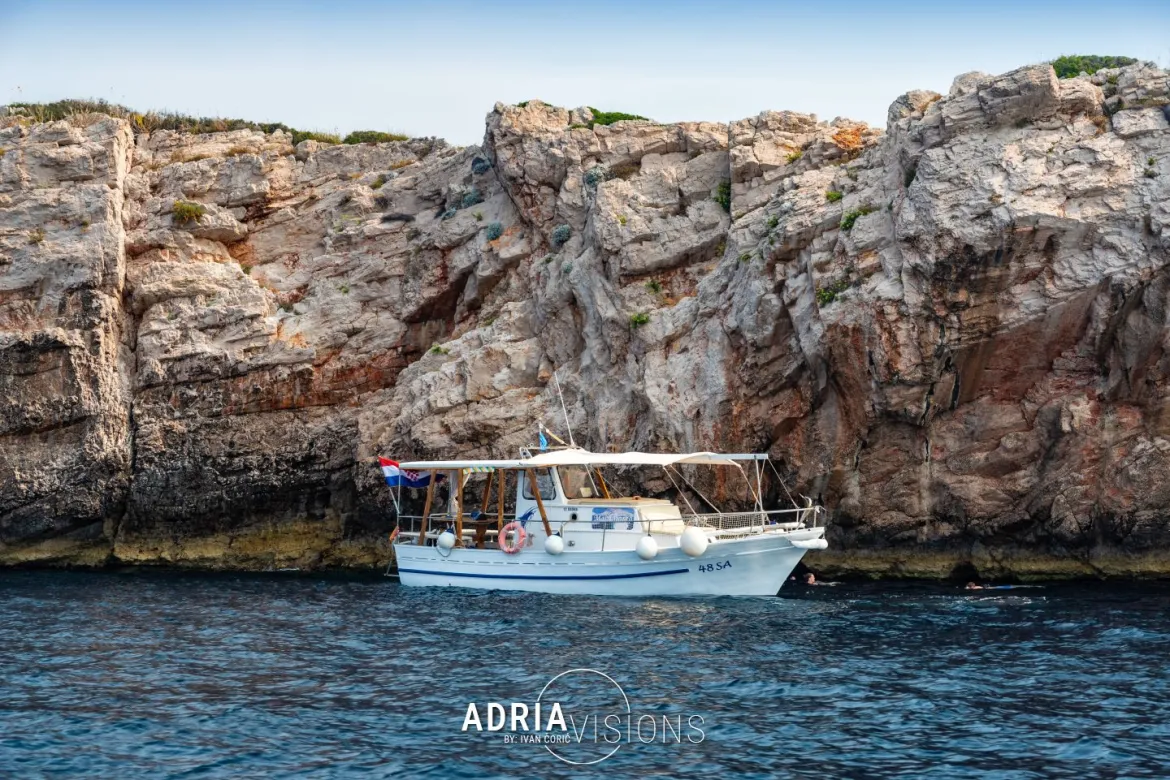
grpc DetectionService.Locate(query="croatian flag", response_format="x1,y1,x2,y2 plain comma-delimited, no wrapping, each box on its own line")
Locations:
379,458,442,489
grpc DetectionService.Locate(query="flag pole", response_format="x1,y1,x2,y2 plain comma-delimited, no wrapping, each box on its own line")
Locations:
539,421,569,447
379,457,404,517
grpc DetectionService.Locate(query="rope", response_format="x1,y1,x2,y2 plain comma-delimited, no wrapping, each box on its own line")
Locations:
666,465,721,513
766,457,800,510
551,369,576,447
662,467,699,516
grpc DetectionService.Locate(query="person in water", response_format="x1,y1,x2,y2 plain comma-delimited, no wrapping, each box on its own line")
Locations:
965,582,984,590
789,571,840,586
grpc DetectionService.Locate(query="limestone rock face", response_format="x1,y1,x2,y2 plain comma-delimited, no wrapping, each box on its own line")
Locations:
0,118,134,565
1,61,1168,577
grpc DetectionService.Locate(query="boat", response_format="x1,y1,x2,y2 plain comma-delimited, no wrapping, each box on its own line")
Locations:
384,447,827,597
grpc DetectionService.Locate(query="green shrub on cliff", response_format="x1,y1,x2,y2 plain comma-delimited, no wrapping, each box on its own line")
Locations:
290,130,341,145
586,107,649,127
172,200,206,224
840,206,875,231
461,187,484,208
343,130,409,144
815,278,850,306
713,180,731,212
1050,55,1137,78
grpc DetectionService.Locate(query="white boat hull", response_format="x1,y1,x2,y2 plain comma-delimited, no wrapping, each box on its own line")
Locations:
393,528,824,596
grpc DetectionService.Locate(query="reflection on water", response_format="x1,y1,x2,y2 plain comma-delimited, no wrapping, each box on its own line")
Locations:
1,572,1169,778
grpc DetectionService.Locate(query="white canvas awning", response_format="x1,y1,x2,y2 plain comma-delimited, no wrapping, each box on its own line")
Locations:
524,451,744,470
395,448,752,471
520,449,745,469
394,459,530,470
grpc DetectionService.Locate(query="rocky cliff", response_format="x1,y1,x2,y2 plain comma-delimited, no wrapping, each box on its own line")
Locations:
2,62,1168,578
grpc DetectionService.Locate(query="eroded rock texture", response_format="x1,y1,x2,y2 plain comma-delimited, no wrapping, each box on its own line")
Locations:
1,62,1168,576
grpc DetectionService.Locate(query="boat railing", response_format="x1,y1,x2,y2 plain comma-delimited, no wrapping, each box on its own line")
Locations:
392,505,822,546
393,513,515,543
684,506,821,537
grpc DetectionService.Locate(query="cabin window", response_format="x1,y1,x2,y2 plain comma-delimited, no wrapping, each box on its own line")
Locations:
522,469,557,501
558,466,596,499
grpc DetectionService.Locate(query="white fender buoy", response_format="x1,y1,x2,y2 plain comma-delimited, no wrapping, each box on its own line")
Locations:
635,536,659,560
680,527,709,558
790,538,828,550
544,535,565,556
437,530,457,551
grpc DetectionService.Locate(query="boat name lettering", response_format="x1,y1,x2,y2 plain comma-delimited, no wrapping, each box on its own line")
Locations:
697,561,731,573
591,507,636,530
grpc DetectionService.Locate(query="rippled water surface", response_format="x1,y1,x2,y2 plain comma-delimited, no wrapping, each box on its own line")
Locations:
2,572,1169,778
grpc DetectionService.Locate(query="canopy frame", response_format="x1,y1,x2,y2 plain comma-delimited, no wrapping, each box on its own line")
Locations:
398,448,752,471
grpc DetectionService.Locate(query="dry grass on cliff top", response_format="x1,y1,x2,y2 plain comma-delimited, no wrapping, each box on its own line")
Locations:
0,98,410,145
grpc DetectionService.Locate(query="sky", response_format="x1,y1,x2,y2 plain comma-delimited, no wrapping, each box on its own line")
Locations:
2,0,1168,146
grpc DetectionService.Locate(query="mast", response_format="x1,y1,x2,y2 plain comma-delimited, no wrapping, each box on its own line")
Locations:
417,470,437,546
496,469,506,541
525,468,553,537
454,468,465,546
475,470,494,548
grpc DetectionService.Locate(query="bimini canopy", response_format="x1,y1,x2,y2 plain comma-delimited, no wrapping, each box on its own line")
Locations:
395,449,753,471
521,448,745,469
394,458,530,471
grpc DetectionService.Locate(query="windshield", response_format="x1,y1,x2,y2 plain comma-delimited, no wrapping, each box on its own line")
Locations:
522,468,557,501
558,466,598,499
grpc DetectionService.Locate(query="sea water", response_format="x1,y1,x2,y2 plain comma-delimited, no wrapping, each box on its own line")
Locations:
1,572,1168,778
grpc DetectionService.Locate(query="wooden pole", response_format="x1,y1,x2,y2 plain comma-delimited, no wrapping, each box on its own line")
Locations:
595,468,612,498
480,471,493,514
526,468,553,537
455,468,465,546
475,471,493,549
496,469,506,537
417,470,437,546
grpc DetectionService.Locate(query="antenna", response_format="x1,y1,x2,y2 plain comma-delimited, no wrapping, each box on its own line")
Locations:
551,369,576,448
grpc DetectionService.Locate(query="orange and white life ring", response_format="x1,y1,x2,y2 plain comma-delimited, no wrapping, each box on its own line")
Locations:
500,521,526,554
